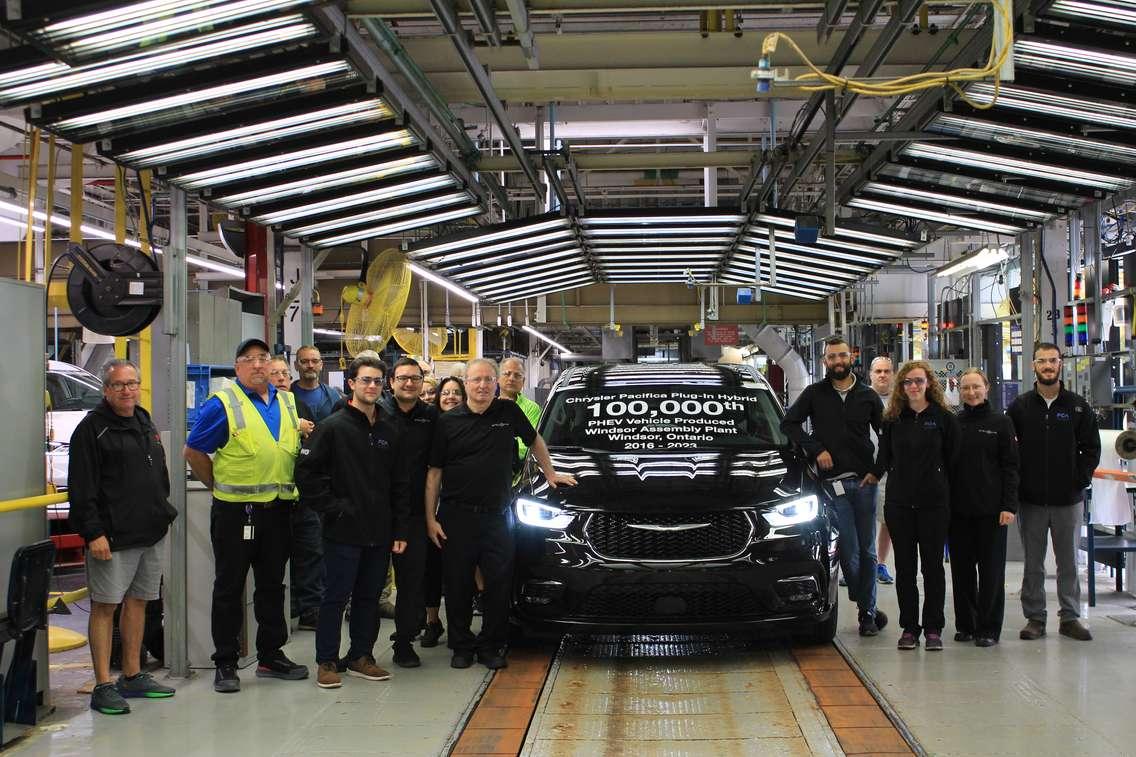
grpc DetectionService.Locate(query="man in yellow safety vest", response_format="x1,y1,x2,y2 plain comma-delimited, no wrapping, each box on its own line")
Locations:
185,338,309,694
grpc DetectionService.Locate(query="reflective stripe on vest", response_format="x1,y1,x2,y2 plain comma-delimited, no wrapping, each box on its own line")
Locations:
212,385,300,503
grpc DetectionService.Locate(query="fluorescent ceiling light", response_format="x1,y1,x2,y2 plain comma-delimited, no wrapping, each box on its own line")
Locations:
965,82,1136,130
39,0,314,59
406,262,479,303
415,230,576,265
0,17,316,104
585,226,737,236
878,163,1084,208
861,182,1053,221
847,198,1026,234
314,327,344,337
253,175,460,225
750,227,901,259
934,246,1012,278
1015,38,1136,86
310,206,482,248
411,218,568,257
927,114,1136,166
739,236,891,267
723,265,836,290
477,269,594,297
903,142,1133,191
464,263,591,290
1047,0,1136,28
590,246,728,254
584,237,734,245
750,213,920,249
287,192,472,237
437,247,582,278
731,251,860,280
595,254,721,261
119,99,392,166
186,256,245,277
215,154,438,207
485,277,594,302
602,261,716,268
177,130,416,190
581,214,745,225
52,61,351,132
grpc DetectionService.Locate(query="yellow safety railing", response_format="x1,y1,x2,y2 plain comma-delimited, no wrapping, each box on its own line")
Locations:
0,493,67,514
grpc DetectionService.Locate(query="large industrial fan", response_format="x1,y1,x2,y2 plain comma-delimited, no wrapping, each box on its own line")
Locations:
60,242,162,336
393,326,449,360
340,248,411,356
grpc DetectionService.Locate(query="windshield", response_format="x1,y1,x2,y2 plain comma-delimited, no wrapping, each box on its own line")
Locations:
542,385,789,451
47,372,102,412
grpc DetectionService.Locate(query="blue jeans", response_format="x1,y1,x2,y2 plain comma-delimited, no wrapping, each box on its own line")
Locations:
830,478,879,619
315,539,389,664
289,505,324,617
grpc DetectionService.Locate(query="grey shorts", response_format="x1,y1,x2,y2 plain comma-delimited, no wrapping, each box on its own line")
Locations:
875,475,888,524
87,536,166,604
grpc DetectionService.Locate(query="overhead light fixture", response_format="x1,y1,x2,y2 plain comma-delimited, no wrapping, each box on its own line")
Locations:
723,266,835,291
286,192,472,236
934,246,1012,277
595,254,721,261
186,256,245,277
590,246,729,254
477,268,594,297
965,82,1136,130
435,248,583,279
861,182,1053,221
734,246,866,274
410,217,569,257
877,163,1083,208
177,130,417,190
729,253,859,281
585,226,737,236
602,261,717,268
581,214,745,225
459,262,591,289
313,327,345,337
0,16,317,105
740,236,892,266
1015,38,1136,86
584,236,735,245
750,213,920,249
309,206,482,248
1047,0,1136,28
33,0,315,60
119,99,392,166
253,176,461,225
414,230,576,265
902,142,1133,191
927,114,1136,166
485,277,594,302
760,227,903,259
847,198,1026,234
406,262,479,303
215,153,438,207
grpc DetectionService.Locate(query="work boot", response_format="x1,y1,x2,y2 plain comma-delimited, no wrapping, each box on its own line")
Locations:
316,662,342,689
1059,619,1092,641
346,655,391,681
91,682,130,715
1019,620,1046,640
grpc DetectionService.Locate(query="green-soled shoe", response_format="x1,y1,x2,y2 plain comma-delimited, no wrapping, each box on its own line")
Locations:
116,672,175,698
91,682,130,714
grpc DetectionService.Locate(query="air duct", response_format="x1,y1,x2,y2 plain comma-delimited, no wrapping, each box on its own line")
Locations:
743,324,809,404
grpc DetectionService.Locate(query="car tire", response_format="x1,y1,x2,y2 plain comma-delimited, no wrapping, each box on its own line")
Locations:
800,596,838,645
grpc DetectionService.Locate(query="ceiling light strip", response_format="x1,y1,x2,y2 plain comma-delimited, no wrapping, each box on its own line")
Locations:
309,206,483,247
215,154,438,207
847,198,1027,234
252,175,459,225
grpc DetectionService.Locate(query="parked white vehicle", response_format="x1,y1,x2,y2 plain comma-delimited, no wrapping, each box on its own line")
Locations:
46,360,102,506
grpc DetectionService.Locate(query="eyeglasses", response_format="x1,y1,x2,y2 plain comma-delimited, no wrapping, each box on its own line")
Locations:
268,369,290,378
439,390,463,398
238,354,271,365
1033,357,1062,365
393,375,423,383
353,376,384,386
902,377,928,387
467,376,496,385
107,380,141,391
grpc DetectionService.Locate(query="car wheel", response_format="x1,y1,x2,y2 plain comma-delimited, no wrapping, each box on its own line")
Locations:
800,596,838,645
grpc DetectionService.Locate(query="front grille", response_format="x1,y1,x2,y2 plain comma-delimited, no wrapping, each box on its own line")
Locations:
578,582,762,619
584,511,752,561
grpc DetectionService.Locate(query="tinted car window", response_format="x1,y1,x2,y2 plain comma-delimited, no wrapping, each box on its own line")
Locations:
47,372,102,411
542,386,789,452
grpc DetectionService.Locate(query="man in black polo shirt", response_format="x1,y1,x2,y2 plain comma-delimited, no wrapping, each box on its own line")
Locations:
382,357,438,668
425,358,575,670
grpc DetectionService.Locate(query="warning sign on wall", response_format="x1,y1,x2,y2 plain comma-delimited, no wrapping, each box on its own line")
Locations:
703,324,739,345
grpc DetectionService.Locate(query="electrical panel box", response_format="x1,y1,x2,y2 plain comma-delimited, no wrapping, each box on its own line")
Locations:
188,290,243,365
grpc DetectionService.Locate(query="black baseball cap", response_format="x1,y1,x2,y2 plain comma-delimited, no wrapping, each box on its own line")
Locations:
235,338,271,359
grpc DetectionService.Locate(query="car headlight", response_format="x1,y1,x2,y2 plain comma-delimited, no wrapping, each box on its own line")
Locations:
762,495,819,527
515,497,574,529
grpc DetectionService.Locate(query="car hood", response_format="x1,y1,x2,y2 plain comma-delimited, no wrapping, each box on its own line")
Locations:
528,448,806,512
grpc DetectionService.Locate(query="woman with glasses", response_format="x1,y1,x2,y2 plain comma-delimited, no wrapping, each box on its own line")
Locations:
420,376,467,647
949,368,1018,647
866,360,960,651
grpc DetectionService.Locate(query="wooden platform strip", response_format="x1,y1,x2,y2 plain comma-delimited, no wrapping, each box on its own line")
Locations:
450,648,555,755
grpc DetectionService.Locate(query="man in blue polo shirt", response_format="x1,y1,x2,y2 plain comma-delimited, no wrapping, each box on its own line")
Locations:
184,338,308,694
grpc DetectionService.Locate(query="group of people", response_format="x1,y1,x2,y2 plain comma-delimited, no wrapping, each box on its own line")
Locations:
783,337,1100,651
70,339,573,715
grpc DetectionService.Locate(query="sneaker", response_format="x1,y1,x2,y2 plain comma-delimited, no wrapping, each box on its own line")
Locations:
420,620,445,648
975,636,998,647
378,601,397,619
451,650,475,669
298,608,319,631
925,632,943,651
954,631,974,643
91,682,130,715
877,564,894,584
1059,619,1092,641
1019,620,1046,640
257,653,309,681
897,631,919,650
346,655,391,681
116,672,175,699
316,662,342,689
476,648,508,670
393,643,421,668
859,617,879,637
874,609,888,632
214,665,240,693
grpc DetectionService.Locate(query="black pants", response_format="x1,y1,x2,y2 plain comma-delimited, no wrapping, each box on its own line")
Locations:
949,514,1008,640
316,539,388,664
440,507,514,654
885,504,949,635
392,517,428,644
424,537,444,608
210,500,291,666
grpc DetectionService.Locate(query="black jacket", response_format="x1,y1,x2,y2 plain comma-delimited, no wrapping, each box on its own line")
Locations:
873,402,961,509
1007,384,1100,507
781,376,882,477
294,401,410,546
381,397,437,522
951,402,1020,517
67,401,176,551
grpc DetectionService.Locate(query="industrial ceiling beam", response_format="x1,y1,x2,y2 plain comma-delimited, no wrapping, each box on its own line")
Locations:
428,0,553,211
467,0,504,45
503,0,541,69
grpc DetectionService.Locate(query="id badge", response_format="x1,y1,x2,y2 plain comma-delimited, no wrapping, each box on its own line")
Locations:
832,479,846,497
243,524,255,541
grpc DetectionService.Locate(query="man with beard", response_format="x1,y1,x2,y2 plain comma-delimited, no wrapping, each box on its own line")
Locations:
782,336,888,636
1008,343,1100,641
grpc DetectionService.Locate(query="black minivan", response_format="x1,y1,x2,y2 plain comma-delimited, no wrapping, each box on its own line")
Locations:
512,362,839,641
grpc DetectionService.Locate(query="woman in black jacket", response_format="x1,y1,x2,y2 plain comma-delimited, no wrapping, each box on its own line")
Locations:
867,360,961,651
950,368,1018,647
